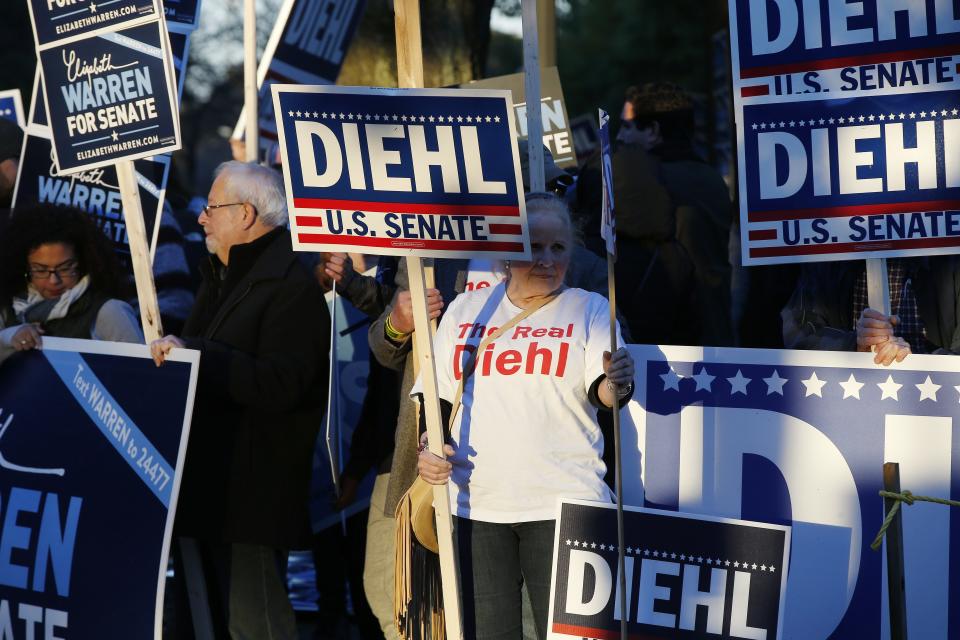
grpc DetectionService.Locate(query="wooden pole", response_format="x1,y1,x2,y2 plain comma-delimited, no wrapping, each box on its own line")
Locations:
244,0,258,162
522,0,544,192
607,253,628,640
536,0,556,68
116,160,163,343
866,258,891,316
883,462,909,640
394,1,464,637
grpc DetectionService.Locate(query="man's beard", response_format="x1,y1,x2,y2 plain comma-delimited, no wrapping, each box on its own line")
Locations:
204,235,218,255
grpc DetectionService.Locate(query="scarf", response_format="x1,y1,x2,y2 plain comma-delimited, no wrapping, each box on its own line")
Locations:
11,276,92,325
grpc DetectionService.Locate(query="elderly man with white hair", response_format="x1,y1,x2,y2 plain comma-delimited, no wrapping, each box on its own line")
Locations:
151,161,330,639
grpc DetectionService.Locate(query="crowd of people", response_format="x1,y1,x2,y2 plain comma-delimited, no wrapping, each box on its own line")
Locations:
1,81,957,640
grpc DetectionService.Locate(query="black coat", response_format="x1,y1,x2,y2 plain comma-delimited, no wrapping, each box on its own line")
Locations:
177,229,330,549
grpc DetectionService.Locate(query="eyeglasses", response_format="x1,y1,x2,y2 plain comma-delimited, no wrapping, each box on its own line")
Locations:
28,260,80,281
201,202,245,216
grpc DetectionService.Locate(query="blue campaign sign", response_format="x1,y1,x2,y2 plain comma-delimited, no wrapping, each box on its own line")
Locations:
741,90,960,262
598,108,615,255
728,0,960,265
38,20,181,174
233,0,366,163
308,284,375,532
167,29,191,100
548,500,790,639
0,337,197,639
272,85,530,260
27,0,161,49
11,132,169,274
0,90,25,128
162,0,201,32
730,0,960,80
625,344,960,638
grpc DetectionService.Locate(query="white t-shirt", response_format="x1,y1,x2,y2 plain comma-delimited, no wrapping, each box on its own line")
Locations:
464,259,505,293
412,283,622,523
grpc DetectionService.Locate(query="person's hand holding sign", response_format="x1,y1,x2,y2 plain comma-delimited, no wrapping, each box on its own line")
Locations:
150,335,185,366
388,288,443,336
11,324,44,351
856,308,910,365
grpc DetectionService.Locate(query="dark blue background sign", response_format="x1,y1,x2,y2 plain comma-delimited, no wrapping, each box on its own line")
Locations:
29,0,159,49
272,0,366,84
168,29,190,100
29,72,49,128
0,91,24,127
550,501,788,639
0,340,195,639
40,21,179,173
162,0,201,30
635,347,960,638
731,0,960,78
274,87,528,258
13,132,168,274
741,89,960,260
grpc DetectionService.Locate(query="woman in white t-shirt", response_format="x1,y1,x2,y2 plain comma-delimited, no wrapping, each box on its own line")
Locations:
415,192,635,639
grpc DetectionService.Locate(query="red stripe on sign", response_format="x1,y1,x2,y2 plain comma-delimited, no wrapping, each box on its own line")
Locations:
488,223,522,235
748,200,960,223
748,228,778,241
296,216,324,227
749,235,960,258
741,84,769,97
298,233,525,253
550,623,669,640
293,198,520,217
740,44,960,79
265,69,295,83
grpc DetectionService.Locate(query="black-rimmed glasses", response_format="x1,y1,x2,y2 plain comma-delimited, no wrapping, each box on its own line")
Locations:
28,260,80,281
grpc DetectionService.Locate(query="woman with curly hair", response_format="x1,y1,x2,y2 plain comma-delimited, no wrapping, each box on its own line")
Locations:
0,204,143,363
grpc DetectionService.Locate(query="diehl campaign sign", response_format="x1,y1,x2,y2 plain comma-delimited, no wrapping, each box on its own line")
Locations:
625,344,960,638
27,0,161,49
728,0,960,264
272,85,531,260
0,337,197,640
548,500,790,640
233,0,366,161
37,20,181,174
11,132,168,272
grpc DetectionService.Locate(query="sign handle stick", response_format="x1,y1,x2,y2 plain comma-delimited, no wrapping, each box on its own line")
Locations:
395,1,464,637
521,0,544,192
244,0,258,162
116,159,163,343
866,258,891,316
882,462,909,640
606,235,627,639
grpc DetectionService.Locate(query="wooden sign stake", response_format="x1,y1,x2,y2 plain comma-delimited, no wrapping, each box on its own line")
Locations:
244,0,259,162
883,462,909,640
115,160,163,343
394,1,464,637
866,258,891,316
522,0,544,192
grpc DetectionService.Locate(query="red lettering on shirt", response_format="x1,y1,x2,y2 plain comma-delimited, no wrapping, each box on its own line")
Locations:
513,326,530,339
525,342,553,375
496,349,522,375
453,344,477,380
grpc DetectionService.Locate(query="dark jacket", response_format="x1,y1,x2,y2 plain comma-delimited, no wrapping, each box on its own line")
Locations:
177,229,331,549
575,145,701,345
782,256,960,354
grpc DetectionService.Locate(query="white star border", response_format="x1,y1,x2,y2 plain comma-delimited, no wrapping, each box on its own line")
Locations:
749,106,959,132
286,110,503,125
564,539,777,573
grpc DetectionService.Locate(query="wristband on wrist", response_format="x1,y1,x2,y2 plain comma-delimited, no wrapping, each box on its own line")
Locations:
606,378,633,399
384,314,411,342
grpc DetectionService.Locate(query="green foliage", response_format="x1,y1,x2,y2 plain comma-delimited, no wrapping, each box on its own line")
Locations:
556,0,728,121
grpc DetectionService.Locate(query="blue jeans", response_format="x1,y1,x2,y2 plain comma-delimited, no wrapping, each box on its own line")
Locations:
455,518,555,640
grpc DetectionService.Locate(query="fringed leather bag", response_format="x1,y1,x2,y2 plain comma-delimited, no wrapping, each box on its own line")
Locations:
393,293,558,639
